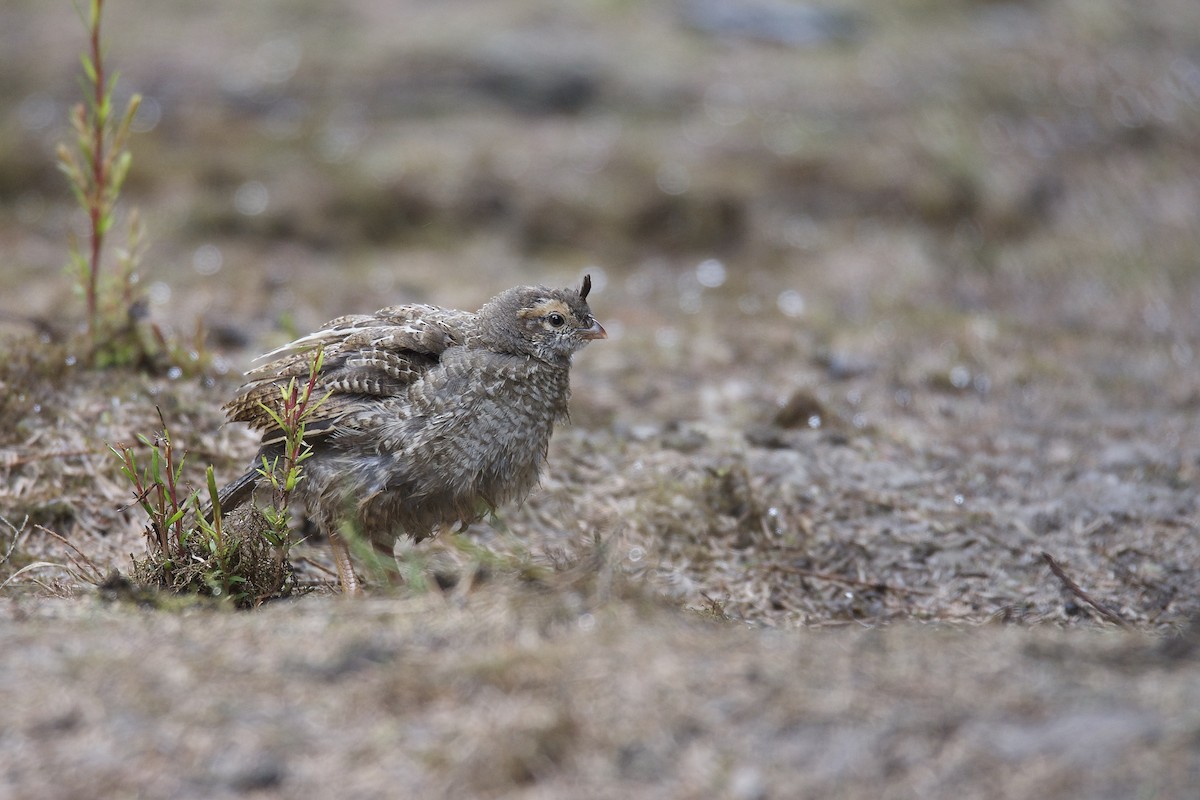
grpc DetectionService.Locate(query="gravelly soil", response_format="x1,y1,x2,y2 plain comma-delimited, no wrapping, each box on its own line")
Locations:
3,595,1199,799
2,1,1199,797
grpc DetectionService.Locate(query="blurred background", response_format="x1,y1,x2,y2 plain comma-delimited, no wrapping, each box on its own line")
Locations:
4,0,1197,374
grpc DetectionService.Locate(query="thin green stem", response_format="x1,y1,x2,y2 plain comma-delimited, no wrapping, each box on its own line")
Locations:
86,0,107,340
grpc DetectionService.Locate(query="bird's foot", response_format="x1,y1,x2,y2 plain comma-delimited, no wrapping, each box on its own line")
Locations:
329,531,363,596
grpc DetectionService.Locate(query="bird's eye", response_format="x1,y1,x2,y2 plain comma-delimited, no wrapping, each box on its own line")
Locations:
547,312,566,328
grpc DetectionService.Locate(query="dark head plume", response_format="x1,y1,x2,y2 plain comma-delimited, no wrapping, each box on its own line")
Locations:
580,274,592,301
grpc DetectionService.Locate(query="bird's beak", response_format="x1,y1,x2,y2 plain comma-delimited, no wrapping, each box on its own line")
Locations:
579,319,607,340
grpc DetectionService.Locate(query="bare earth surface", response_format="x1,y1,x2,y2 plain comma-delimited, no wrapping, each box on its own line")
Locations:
2,1,1199,797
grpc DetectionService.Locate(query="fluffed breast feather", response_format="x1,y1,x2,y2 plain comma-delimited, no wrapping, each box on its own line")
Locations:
223,304,474,434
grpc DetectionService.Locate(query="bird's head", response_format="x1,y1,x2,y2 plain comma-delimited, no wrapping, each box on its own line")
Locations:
477,275,606,364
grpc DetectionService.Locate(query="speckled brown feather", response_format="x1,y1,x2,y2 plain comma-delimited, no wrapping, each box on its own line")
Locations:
223,305,473,438
216,278,605,572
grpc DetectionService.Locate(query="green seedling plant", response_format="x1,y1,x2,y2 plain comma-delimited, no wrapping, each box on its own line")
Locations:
57,0,148,366
113,420,252,604
188,465,247,602
113,422,240,601
112,418,282,606
110,410,191,585
255,346,330,556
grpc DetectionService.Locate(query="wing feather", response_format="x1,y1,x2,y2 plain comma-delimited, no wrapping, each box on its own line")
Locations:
224,304,474,438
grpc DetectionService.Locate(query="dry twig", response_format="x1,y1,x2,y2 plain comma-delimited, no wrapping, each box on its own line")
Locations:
37,525,106,585
1041,551,1131,629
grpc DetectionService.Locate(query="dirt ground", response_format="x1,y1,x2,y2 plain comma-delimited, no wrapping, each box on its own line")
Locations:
2,1,1199,797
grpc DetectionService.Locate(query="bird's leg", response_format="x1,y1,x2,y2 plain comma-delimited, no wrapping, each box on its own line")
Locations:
329,530,362,596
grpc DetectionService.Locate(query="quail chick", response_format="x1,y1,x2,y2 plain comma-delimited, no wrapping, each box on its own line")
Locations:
218,276,606,594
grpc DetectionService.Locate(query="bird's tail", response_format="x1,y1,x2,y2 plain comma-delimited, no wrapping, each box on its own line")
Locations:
209,467,260,523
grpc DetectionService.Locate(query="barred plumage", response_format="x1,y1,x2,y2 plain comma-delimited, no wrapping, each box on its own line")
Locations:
217,276,605,594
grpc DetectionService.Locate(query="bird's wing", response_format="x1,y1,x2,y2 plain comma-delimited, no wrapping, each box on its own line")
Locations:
224,304,474,439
